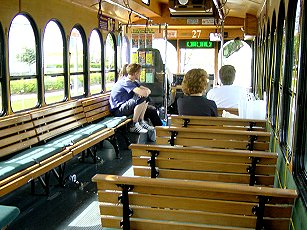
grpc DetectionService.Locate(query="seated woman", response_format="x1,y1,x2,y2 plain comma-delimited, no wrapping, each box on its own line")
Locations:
109,63,154,133
177,68,217,116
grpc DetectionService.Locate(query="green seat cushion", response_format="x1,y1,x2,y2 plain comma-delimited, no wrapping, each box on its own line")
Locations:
0,151,36,180
98,116,128,128
0,145,62,180
0,205,20,228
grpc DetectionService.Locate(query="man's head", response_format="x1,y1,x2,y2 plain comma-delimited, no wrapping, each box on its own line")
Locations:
126,63,142,80
219,65,236,85
182,68,208,95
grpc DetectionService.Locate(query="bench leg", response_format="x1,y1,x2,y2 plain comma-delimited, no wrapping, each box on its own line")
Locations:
31,172,50,195
107,135,121,159
78,146,101,163
52,163,66,187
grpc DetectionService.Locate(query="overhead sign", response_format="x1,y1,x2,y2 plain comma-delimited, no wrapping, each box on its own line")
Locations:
179,40,214,48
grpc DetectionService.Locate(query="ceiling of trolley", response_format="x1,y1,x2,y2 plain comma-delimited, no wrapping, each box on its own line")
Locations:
67,0,263,23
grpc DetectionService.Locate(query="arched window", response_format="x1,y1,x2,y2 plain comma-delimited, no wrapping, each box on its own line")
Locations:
270,2,285,131
121,35,130,66
218,40,252,89
0,22,4,114
105,33,116,91
43,20,66,104
9,14,39,112
294,0,307,208
69,26,86,98
89,29,103,95
279,0,302,161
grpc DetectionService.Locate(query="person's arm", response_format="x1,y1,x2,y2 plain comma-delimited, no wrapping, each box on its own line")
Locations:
133,86,151,97
139,85,151,94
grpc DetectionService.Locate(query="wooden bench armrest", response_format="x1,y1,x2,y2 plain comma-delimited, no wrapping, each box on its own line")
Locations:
92,174,297,199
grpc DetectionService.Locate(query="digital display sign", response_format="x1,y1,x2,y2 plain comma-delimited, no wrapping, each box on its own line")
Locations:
179,40,214,49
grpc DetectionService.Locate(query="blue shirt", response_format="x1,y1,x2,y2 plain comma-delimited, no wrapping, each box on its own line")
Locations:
109,77,140,110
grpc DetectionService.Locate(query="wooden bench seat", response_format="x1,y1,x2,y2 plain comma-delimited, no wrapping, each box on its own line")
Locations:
170,115,267,131
80,93,132,158
156,126,271,151
0,100,114,197
0,205,20,229
92,174,297,230
218,107,239,116
130,144,277,186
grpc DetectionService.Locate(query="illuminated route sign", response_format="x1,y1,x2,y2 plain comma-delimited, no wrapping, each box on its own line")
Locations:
179,40,214,48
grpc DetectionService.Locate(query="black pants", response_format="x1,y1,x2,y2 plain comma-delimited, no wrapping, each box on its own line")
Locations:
145,105,162,126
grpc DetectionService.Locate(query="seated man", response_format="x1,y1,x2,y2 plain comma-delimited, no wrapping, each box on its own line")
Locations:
109,63,154,133
207,65,247,109
177,68,217,116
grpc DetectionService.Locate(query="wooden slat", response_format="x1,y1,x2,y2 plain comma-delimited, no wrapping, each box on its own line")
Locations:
92,175,297,201
132,158,275,175
93,175,296,230
130,144,277,163
101,216,253,230
99,191,292,217
100,204,258,228
170,115,266,130
133,167,275,185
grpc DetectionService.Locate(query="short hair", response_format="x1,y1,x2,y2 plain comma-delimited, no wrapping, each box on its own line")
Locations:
126,63,141,75
219,65,236,85
181,69,208,95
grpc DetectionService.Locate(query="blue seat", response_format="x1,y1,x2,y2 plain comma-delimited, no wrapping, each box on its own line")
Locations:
0,205,20,229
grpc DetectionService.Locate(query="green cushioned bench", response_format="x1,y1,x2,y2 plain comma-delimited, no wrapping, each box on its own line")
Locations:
0,99,114,197
80,93,132,158
0,205,20,229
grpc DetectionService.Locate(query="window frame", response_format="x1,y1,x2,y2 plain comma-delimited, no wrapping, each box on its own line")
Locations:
69,25,88,99
279,0,301,161
0,22,5,115
43,19,67,104
89,28,104,95
104,32,117,92
294,0,307,208
269,4,285,131
8,13,42,112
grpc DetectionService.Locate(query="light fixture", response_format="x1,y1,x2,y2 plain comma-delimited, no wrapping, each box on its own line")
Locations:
178,0,188,5
104,0,149,20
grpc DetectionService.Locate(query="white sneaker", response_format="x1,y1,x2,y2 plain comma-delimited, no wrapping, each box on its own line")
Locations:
129,122,148,133
139,121,155,130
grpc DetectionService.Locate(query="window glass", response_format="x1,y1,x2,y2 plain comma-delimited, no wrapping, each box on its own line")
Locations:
9,14,38,111
276,20,286,134
121,35,130,66
105,33,116,91
0,23,4,113
69,27,85,97
289,1,302,158
181,48,215,75
218,40,252,89
43,20,65,104
89,29,103,95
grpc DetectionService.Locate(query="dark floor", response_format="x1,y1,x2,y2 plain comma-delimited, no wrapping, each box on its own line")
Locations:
0,138,133,230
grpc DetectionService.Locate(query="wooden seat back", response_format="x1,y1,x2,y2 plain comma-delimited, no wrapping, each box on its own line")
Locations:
0,113,38,158
170,115,267,131
156,126,271,151
217,107,239,116
30,100,87,142
130,144,277,186
93,174,297,230
80,93,111,123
